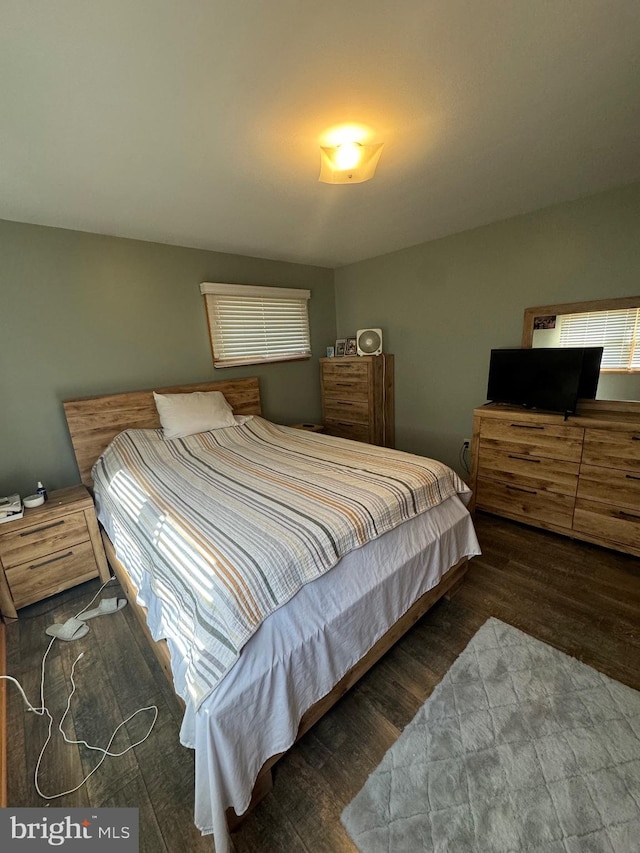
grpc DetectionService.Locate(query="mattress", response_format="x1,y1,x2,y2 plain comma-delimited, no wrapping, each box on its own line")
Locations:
93,420,481,851
93,417,471,706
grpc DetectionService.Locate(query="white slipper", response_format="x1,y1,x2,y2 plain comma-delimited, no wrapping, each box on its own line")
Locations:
45,617,90,642
77,597,127,621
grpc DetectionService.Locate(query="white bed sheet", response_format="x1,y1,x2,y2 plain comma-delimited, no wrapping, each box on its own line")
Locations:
159,494,480,851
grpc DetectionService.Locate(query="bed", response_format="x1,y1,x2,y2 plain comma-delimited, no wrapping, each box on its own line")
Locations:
63,377,480,852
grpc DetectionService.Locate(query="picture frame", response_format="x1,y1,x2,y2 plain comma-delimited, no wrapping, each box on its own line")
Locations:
533,315,556,330
345,336,357,356
326,346,335,358
335,338,346,357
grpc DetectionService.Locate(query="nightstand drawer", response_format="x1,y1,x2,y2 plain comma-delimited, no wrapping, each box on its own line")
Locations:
0,511,89,569
6,540,99,609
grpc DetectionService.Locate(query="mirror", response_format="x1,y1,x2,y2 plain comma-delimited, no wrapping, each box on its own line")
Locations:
522,296,640,402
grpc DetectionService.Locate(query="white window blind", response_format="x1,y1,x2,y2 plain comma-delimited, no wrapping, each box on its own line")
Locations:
558,307,640,371
200,282,311,368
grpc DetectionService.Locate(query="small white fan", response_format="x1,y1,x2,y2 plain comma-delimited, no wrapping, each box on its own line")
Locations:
356,328,383,356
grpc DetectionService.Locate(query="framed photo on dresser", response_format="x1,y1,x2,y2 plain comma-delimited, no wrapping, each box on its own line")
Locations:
335,338,346,357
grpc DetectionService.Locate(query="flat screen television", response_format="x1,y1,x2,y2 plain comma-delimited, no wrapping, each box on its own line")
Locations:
486,347,603,415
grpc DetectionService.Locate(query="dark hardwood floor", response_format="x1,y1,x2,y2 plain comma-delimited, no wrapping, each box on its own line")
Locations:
5,512,640,851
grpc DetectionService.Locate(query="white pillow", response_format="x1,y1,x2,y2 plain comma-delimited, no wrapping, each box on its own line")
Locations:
153,390,237,439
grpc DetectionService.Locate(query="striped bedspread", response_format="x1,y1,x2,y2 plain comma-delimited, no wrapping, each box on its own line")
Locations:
93,416,470,706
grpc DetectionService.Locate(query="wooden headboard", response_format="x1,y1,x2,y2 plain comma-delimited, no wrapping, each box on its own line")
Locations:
63,377,262,489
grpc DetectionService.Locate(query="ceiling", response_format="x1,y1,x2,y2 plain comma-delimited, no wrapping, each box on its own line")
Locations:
2,1,640,269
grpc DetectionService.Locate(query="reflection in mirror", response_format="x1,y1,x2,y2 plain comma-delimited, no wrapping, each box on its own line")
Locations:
523,297,640,402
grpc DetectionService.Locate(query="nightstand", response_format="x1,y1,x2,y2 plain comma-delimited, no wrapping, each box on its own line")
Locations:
0,485,110,619
289,423,325,433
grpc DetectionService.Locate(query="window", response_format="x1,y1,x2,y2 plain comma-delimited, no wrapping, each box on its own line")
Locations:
559,307,640,372
200,282,311,368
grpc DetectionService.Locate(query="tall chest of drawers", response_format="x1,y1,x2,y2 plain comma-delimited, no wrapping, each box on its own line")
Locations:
0,485,111,619
320,354,395,447
469,401,640,558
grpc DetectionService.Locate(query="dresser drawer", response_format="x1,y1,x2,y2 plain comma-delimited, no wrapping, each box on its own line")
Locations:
324,419,371,443
573,498,640,551
0,511,90,569
479,418,583,462
321,360,369,384
478,447,579,497
475,478,575,528
6,540,99,609
323,381,369,401
577,464,640,512
582,427,640,473
323,399,370,424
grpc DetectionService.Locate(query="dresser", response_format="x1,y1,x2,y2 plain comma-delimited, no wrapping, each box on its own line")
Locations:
320,354,395,447
0,485,111,619
469,401,640,557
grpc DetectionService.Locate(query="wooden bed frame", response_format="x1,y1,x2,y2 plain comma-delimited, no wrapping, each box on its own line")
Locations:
63,377,469,827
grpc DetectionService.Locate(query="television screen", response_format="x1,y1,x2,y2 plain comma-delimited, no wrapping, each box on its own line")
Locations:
577,346,604,399
486,347,603,414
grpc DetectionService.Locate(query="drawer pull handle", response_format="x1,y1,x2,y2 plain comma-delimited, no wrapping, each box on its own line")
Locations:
618,510,640,522
20,520,65,538
337,422,355,427
626,474,640,481
506,484,538,495
336,382,352,386
510,424,545,430
633,436,640,441
508,454,541,463
30,551,73,570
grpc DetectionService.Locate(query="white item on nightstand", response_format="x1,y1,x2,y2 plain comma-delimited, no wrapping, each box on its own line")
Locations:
0,492,23,522
0,493,21,514
0,507,24,523
23,494,45,508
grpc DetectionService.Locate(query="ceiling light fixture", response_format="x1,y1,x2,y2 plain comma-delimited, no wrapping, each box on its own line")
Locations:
319,140,384,184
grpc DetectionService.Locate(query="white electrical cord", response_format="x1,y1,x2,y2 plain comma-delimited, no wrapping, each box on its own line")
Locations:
1,576,158,800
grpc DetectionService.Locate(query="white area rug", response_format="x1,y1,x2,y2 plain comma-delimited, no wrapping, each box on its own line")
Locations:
342,618,640,852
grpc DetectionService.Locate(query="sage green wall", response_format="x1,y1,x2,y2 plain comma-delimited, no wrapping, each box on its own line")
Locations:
0,220,335,497
3,182,638,498
334,182,640,475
